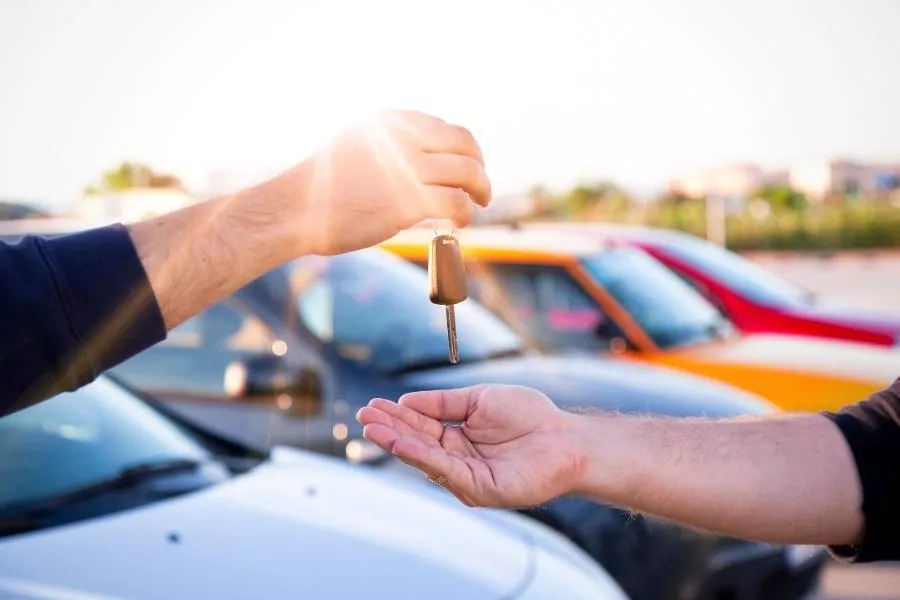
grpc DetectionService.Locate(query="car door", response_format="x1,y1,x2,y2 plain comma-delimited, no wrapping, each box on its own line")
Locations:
467,263,629,353
109,298,341,456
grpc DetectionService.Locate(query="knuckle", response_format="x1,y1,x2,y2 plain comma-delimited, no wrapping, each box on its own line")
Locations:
451,124,476,146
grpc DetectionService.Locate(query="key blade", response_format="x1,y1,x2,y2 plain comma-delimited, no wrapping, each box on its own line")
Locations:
445,305,459,364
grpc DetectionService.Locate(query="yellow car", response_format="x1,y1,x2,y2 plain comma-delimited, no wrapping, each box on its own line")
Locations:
381,226,899,413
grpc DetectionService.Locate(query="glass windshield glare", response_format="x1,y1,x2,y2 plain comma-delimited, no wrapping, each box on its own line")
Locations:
659,234,810,307
581,248,726,349
290,249,524,373
0,378,209,509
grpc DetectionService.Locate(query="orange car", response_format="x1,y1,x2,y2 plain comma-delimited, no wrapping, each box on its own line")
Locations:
381,226,899,413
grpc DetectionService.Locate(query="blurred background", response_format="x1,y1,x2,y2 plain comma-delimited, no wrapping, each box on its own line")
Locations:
1,1,899,599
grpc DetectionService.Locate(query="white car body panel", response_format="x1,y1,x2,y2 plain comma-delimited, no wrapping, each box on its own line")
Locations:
0,447,626,600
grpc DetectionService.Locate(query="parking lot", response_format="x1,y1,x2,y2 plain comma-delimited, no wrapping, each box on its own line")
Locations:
749,251,900,600
750,251,900,314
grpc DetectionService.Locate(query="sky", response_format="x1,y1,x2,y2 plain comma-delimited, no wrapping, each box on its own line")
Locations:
1,0,899,209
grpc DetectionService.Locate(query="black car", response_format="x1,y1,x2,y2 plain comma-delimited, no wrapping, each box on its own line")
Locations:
2,223,827,600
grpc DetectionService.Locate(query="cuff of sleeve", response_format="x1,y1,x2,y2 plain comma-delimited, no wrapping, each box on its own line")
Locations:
41,223,167,385
821,409,886,563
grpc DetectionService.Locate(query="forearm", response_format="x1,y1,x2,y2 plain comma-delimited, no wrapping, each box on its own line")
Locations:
128,169,309,329
567,410,864,546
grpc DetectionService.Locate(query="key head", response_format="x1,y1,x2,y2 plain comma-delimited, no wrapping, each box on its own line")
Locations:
428,234,468,305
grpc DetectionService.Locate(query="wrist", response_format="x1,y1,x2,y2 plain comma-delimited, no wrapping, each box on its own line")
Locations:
560,409,637,504
231,163,317,259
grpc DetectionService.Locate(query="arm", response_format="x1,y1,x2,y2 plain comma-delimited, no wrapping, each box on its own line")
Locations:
358,381,900,560
1,109,489,417
569,410,864,547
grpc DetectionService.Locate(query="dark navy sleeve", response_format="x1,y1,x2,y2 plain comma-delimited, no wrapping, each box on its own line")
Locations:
821,379,900,563
0,223,167,416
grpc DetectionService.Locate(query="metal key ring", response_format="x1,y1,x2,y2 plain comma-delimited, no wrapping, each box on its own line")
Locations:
433,218,455,238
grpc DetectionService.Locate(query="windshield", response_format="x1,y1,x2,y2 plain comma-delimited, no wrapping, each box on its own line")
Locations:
581,248,729,349
657,234,811,307
0,377,210,510
289,249,525,374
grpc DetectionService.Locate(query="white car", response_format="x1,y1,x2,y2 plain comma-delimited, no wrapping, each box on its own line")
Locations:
0,377,628,600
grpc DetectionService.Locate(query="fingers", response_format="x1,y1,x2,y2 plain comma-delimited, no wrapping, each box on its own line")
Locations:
379,109,484,166
413,153,491,208
376,109,491,214
398,387,481,423
428,474,479,508
361,422,402,450
411,123,484,166
363,421,480,509
425,186,476,228
366,398,446,440
390,436,476,498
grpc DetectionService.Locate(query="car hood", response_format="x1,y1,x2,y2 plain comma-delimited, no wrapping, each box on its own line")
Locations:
0,447,540,600
671,333,900,386
785,301,900,334
398,354,776,418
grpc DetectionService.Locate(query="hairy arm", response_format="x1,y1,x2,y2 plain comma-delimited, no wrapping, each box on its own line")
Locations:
361,380,899,559
0,110,489,416
128,177,304,330
569,410,864,546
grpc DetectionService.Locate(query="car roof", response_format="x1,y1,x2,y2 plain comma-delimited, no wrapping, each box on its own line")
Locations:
382,225,611,260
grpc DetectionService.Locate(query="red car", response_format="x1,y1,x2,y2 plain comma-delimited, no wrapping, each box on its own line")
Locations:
521,222,900,348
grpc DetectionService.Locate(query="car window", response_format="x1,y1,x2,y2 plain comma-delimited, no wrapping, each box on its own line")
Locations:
290,250,524,373
656,234,811,308
111,302,279,396
470,263,626,352
669,268,730,317
0,378,208,509
581,248,729,349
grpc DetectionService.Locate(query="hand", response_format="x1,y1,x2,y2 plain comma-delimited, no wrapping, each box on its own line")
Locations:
270,109,491,256
356,384,586,508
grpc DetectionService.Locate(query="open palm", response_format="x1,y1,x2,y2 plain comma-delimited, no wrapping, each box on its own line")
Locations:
356,384,585,508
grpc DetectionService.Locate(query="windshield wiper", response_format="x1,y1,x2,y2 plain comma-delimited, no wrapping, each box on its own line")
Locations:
0,457,207,529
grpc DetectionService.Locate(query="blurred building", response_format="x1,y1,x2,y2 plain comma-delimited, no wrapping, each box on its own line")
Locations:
74,188,198,223
789,160,900,200
668,164,787,198
670,159,900,203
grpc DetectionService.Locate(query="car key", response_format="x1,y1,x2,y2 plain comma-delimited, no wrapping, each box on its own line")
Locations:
428,229,468,364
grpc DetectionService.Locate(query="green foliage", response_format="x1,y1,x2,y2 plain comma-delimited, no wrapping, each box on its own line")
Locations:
531,181,900,252
84,161,184,195
751,184,808,210
723,203,900,251
553,180,633,220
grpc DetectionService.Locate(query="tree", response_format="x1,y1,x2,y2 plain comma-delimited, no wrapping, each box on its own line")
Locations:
84,161,185,195
562,180,632,219
751,184,807,210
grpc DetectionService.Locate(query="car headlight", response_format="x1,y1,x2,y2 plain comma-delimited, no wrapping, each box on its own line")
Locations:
345,439,388,463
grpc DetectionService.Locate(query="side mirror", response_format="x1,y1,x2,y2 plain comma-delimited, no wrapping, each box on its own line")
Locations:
223,355,324,417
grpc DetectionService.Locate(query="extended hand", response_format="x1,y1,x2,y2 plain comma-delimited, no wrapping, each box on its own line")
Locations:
274,109,491,256
356,384,586,508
